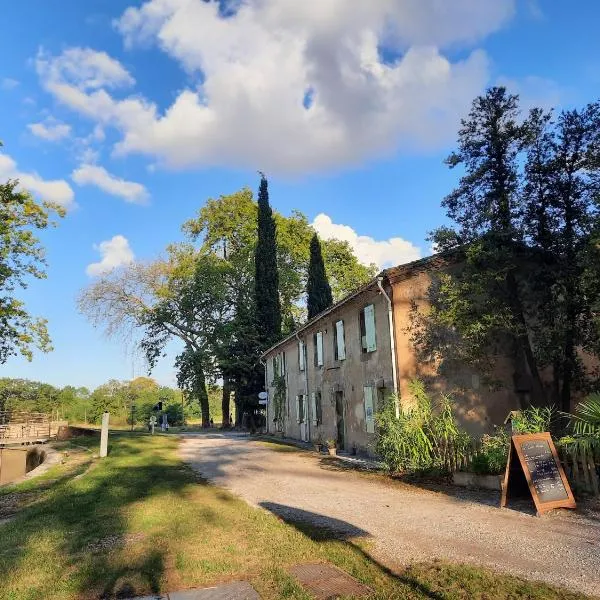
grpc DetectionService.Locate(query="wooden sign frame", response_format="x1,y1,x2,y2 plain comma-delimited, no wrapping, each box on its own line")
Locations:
501,432,576,515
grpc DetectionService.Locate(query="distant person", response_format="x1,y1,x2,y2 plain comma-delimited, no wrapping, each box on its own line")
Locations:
229,413,233,427
209,418,214,427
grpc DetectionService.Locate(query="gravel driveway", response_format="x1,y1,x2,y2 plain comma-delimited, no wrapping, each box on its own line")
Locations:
180,432,600,596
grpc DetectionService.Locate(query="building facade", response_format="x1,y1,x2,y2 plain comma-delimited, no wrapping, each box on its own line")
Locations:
262,254,531,453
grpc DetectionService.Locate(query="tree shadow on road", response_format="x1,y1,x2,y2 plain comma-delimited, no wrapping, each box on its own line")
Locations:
259,502,446,600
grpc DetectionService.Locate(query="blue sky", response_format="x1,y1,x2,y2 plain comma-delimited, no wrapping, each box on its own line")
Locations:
1,0,599,390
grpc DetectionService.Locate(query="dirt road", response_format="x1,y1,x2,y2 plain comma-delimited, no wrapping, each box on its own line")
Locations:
180,433,600,596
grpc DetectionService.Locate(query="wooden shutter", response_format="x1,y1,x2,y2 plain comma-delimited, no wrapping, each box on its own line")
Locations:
335,320,346,360
295,395,301,423
364,304,377,352
363,386,375,433
310,392,317,426
316,332,324,366
298,340,305,371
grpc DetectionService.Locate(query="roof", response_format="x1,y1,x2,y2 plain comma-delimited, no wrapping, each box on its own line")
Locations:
261,251,455,359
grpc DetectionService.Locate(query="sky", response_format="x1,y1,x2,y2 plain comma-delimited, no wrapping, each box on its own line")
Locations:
1,0,599,390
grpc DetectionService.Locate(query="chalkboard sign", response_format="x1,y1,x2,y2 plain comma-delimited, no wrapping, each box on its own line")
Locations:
501,432,576,515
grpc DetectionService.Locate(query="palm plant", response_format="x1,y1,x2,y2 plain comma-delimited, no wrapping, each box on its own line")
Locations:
561,393,600,454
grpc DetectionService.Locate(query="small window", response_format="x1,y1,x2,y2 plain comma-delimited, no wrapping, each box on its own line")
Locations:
298,340,305,371
296,394,305,423
363,386,375,433
334,320,346,361
272,356,278,377
310,391,323,426
281,351,286,375
359,304,377,353
313,331,323,367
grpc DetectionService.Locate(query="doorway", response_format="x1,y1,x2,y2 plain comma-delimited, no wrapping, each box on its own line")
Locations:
334,391,345,450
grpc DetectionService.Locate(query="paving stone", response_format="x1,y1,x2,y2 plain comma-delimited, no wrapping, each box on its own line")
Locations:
289,563,372,599
168,581,260,600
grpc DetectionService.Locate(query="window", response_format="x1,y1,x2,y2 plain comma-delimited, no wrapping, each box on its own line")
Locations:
359,304,377,353
310,391,323,426
271,355,278,377
334,319,346,361
363,386,375,433
313,331,324,367
298,340,305,371
295,394,305,423
281,351,286,375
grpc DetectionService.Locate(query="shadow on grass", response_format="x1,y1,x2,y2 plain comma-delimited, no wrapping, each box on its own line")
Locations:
259,502,445,600
0,435,200,599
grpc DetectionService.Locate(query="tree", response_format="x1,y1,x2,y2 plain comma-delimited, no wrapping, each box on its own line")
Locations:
307,233,333,319
254,174,281,346
424,87,546,404
522,103,600,410
0,151,64,363
175,345,210,427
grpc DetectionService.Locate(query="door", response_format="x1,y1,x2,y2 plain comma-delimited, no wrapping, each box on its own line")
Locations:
298,395,309,442
335,391,345,450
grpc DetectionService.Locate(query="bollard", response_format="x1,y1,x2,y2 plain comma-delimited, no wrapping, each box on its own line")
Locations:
100,412,109,458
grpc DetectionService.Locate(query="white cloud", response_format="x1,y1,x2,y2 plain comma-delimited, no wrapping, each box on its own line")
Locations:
72,164,149,204
28,118,71,141
0,152,75,209
36,46,134,91
1,78,19,90
312,213,421,270
86,235,135,276
36,1,515,174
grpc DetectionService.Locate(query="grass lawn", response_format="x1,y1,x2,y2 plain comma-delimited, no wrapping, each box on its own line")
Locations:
0,434,592,600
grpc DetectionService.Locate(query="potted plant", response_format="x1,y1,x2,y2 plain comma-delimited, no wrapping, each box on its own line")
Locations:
325,439,337,456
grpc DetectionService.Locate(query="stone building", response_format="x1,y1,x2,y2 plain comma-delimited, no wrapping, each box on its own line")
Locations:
261,254,525,454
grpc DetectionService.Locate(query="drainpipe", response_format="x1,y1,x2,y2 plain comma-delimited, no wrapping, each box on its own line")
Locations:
260,357,267,434
377,276,400,418
295,331,309,440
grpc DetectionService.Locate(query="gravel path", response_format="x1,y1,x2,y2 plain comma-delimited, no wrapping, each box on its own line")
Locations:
180,433,600,597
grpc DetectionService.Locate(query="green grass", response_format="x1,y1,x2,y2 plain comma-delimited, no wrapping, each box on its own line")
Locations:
0,434,592,600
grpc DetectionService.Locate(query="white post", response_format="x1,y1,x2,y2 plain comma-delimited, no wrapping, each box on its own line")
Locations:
100,412,109,458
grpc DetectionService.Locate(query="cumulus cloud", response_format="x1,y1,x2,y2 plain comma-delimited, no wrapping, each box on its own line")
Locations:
72,164,149,204
36,1,516,174
28,118,71,141
0,152,75,209
86,235,135,276
312,213,421,269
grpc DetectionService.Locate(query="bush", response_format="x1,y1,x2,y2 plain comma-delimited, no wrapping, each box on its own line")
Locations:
375,380,471,474
511,405,556,434
471,428,509,475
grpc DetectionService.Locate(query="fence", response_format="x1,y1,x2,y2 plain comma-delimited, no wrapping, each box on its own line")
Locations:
0,411,67,443
450,439,600,498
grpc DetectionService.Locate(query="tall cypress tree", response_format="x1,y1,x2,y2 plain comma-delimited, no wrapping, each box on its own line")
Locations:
254,174,281,346
307,233,333,319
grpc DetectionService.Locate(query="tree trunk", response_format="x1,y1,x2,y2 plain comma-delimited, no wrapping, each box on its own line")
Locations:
506,271,547,406
197,371,210,428
221,379,231,428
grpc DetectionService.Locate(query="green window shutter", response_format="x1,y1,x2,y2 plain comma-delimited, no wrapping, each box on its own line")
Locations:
310,392,317,426
295,395,301,423
298,340,305,371
316,332,324,366
336,320,346,360
363,386,375,433
364,304,376,352
281,352,286,375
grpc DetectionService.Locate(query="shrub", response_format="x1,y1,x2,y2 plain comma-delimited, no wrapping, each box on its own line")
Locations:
375,380,471,474
511,405,557,434
471,428,509,475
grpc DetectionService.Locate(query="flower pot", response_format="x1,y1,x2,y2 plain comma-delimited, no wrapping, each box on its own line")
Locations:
328,447,337,456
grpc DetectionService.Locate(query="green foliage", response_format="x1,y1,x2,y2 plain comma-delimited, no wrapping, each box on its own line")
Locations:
0,156,64,363
511,405,556,434
307,233,333,319
271,372,286,424
375,380,471,474
416,88,600,411
560,393,600,455
471,429,510,475
254,175,282,346
175,346,210,427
